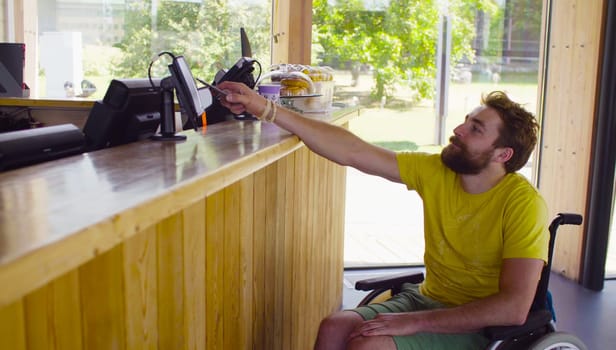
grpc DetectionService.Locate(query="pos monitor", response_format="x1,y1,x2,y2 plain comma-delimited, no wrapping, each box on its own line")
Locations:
83,54,211,149
164,55,209,135
83,78,163,150
0,43,27,97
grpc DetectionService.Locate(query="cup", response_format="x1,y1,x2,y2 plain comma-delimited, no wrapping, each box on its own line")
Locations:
258,84,281,103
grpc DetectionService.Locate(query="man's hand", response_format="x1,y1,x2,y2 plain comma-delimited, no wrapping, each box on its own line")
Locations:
217,81,263,116
348,258,544,341
348,312,424,340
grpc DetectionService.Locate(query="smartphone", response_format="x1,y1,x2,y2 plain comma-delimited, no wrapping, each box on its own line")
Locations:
202,81,228,99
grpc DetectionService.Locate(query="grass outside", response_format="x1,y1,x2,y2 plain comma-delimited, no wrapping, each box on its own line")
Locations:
332,69,540,149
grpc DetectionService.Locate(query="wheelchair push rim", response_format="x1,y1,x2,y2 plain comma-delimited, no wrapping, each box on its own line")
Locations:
527,331,588,350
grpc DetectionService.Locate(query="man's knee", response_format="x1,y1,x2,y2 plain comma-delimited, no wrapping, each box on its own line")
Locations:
314,310,364,349
318,310,363,336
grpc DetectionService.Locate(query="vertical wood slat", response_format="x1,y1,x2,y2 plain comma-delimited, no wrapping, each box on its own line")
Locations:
0,141,347,350
123,226,158,349
266,161,282,350
272,0,313,64
252,169,267,350
23,270,82,350
182,201,206,350
281,152,296,350
321,156,335,315
538,0,605,279
292,147,309,350
273,152,288,350
238,176,255,350
332,124,348,310
12,0,38,94
205,191,225,350
157,214,185,348
223,182,241,350
0,300,26,350
263,162,276,350
79,246,126,350
306,148,318,339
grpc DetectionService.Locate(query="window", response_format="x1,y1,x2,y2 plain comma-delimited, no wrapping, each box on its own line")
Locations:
608,188,616,278
0,0,7,40
312,0,544,268
31,0,272,99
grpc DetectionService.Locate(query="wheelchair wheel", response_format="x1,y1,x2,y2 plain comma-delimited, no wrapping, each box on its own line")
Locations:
485,322,554,350
528,332,587,350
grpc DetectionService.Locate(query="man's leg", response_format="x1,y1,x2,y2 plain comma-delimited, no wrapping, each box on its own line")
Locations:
347,335,397,350
314,310,364,350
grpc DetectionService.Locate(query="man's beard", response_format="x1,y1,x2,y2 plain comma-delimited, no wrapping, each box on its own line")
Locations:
441,136,494,174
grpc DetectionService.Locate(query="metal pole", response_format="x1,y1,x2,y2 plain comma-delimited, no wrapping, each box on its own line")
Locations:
434,11,451,146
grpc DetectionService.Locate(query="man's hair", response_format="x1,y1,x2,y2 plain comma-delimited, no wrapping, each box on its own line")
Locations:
482,91,540,173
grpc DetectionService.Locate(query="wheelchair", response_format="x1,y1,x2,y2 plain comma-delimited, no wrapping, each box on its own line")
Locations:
354,213,588,350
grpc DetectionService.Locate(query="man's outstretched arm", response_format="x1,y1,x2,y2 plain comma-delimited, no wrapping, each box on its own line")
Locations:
217,81,401,183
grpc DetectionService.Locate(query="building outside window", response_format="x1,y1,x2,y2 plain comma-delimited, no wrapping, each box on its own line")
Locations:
26,0,272,99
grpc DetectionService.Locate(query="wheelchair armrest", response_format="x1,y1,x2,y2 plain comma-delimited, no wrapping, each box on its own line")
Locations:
482,309,553,340
355,272,425,291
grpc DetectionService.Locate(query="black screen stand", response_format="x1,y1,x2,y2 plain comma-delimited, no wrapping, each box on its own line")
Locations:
150,77,186,141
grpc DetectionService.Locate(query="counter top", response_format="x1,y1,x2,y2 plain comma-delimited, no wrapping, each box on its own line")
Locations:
0,107,359,306
0,97,95,109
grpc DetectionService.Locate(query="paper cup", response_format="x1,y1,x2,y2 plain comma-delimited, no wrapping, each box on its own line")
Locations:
258,84,281,103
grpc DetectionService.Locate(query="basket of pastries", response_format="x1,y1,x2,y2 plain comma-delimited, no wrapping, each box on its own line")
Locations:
260,64,334,113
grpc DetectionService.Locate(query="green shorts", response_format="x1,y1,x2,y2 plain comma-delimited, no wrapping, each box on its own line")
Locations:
351,283,490,350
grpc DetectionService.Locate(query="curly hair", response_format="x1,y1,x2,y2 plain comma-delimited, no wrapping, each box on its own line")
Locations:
482,91,540,173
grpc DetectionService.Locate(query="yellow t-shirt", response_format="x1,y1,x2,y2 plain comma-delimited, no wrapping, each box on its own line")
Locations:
397,152,549,306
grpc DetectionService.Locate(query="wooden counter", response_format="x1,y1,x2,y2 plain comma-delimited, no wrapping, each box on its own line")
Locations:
0,107,359,349
0,97,95,109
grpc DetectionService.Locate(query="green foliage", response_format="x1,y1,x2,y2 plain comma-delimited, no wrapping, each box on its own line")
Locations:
372,140,418,152
111,0,272,83
313,0,499,101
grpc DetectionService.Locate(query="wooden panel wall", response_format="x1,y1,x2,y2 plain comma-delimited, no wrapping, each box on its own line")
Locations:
0,145,347,350
272,0,313,64
538,0,606,279
0,0,6,40
12,0,38,96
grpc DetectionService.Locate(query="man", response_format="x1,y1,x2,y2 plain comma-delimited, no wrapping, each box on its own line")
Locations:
218,81,549,350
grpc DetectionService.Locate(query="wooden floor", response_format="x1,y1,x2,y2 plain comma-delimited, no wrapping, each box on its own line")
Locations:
344,167,424,267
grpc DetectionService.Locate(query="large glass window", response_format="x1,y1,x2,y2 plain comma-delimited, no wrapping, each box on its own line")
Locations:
312,0,544,268
35,0,272,99
607,180,616,278
0,0,6,40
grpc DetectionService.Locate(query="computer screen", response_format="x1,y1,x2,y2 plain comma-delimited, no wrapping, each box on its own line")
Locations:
204,28,259,122
168,55,205,131
0,43,26,97
241,27,252,57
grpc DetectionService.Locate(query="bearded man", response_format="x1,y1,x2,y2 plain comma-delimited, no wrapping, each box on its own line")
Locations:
218,83,548,350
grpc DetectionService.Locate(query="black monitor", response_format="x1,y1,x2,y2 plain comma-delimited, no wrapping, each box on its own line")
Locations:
204,28,259,123
167,55,206,133
83,54,211,149
241,27,252,57
83,78,163,151
0,43,26,97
